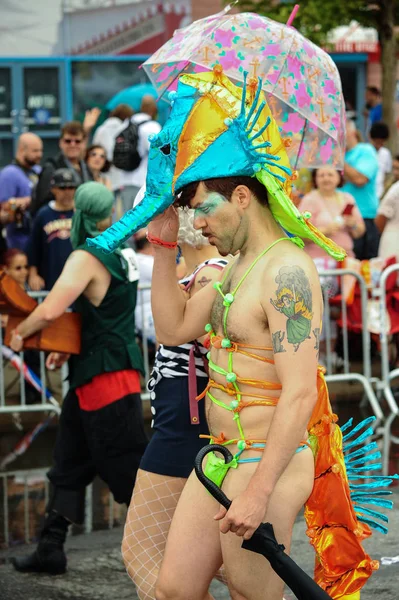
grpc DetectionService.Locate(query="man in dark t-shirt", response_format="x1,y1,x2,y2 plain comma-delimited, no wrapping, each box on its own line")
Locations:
27,168,78,291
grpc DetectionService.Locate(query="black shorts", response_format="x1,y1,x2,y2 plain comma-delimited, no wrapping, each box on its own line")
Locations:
48,390,148,508
140,376,209,478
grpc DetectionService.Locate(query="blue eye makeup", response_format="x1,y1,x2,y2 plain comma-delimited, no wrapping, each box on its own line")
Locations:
194,193,227,217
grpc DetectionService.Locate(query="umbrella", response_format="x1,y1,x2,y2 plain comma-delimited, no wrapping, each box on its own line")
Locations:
143,5,345,169
195,444,331,600
106,83,170,125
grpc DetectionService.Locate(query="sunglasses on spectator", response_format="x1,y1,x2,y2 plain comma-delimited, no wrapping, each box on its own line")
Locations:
12,265,28,271
89,151,106,159
63,138,83,145
58,186,76,190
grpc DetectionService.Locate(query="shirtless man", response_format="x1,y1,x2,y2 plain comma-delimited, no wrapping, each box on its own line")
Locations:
90,69,381,599
147,176,321,600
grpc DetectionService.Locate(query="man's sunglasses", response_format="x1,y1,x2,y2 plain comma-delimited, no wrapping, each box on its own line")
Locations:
63,138,83,145
58,186,76,190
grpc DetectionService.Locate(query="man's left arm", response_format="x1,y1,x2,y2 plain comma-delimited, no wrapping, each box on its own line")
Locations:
344,162,368,187
0,168,17,204
216,256,322,539
344,148,378,187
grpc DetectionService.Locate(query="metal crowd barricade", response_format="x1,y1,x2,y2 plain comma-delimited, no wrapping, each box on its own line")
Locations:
377,264,399,474
318,268,384,425
1,467,126,546
0,283,153,547
0,283,153,413
0,291,63,417
0,468,50,547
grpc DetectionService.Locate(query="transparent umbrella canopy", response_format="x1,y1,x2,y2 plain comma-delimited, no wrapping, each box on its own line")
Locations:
143,5,345,169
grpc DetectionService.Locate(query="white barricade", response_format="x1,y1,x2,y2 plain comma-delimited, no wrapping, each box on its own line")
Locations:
0,284,154,415
377,264,399,474
0,284,152,547
0,292,62,418
3,271,397,542
0,468,125,546
318,268,383,424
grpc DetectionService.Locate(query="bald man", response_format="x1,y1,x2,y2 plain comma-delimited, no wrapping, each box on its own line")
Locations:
117,95,161,218
0,132,43,250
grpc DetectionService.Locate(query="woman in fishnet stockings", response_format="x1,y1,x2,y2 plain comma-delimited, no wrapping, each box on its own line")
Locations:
122,195,228,599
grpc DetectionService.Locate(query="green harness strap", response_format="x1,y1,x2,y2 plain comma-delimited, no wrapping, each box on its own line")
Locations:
203,237,301,487
209,236,298,398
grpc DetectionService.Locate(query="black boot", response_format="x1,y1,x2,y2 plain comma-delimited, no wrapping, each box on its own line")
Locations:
11,511,69,575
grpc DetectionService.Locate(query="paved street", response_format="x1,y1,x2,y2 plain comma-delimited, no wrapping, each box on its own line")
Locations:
1,493,398,600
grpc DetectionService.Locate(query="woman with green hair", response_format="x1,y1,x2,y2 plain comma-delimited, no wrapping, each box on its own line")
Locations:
9,181,148,576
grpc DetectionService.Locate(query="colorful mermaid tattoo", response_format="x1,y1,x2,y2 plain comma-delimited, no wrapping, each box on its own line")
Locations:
270,265,313,352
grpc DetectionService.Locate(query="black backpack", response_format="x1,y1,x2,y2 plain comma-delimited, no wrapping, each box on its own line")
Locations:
113,119,147,172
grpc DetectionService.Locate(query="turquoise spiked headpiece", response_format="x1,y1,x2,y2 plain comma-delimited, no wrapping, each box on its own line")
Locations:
89,68,345,261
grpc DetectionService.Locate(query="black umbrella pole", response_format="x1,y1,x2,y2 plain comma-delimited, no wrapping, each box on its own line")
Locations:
242,532,331,600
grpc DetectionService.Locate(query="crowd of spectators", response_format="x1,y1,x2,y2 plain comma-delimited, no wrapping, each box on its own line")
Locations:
0,88,398,371
0,95,160,293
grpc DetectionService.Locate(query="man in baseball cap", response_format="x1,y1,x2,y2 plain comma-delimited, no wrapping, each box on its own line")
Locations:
27,168,78,291
50,167,80,189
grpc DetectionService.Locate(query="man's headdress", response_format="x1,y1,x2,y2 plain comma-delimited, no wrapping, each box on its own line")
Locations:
90,68,345,261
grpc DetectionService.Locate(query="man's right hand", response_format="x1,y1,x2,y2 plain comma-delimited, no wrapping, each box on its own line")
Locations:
14,196,31,211
147,206,179,244
29,273,45,291
46,352,70,370
0,202,11,224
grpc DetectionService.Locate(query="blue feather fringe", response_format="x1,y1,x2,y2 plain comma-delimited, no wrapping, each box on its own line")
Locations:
240,72,248,117
353,504,389,523
351,496,393,509
340,418,353,433
356,516,388,534
341,416,398,534
246,100,266,134
243,80,262,129
345,442,379,461
342,416,376,442
261,168,286,183
351,490,393,498
348,477,396,487
248,118,271,142
346,463,382,473
347,451,381,471
343,427,375,451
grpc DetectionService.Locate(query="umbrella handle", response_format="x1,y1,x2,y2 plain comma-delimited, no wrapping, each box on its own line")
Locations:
194,444,233,510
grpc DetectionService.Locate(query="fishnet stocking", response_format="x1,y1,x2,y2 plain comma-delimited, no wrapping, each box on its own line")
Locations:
123,470,184,599
122,469,227,600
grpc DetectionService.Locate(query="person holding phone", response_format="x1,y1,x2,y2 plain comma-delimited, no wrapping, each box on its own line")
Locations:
299,167,365,261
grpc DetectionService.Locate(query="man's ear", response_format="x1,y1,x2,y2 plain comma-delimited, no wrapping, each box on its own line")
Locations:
232,185,251,209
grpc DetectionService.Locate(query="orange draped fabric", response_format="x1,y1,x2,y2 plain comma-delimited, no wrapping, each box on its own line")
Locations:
305,368,378,598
